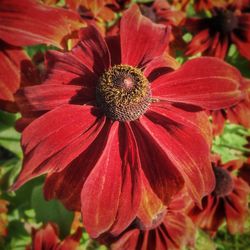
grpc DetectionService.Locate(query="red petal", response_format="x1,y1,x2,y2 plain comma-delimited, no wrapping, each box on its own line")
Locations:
143,54,179,83
189,196,223,234
15,84,95,117
131,117,185,205
105,36,121,66
13,104,102,190
141,103,215,204
231,33,250,60
44,119,111,211
161,195,195,249
45,50,98,87
152,57,244,110
0,43,29,112
108,123,142,236
0,0,83,49
120,5,170,67
111,229,139,250
225,178,249,234
211,110,226,135
136,173,167,230
58,228,82,250
214,35,228,59
31,223,59,250
227,99,250,128
78,26,111,75
237,14,250,41
81,122,141,238
186,29,211,56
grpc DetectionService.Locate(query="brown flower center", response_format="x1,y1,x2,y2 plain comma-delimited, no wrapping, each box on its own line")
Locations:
212,10,238,34
213,166,234,197
96,65,151,121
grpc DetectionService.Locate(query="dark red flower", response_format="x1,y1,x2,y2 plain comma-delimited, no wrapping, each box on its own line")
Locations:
101,192,195,250
189,159,250,235
66,0,117,21
138,0,186,56
185,5,250,59
0,0,83,49
239,157,250,186
0,0,84,113
14,5,243,238
26,223,82,250
139,0,185,27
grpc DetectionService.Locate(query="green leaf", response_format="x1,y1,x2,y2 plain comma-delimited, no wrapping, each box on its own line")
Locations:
226,46,250,78
0,111,17,132
212,123,250,163
0,127,22,158
0,157,22,190
24,44,59,58
4,220,30,250
31,185,74,238
194,230,216,250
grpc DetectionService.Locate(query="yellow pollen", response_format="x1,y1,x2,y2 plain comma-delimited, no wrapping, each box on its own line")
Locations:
96,64,151,121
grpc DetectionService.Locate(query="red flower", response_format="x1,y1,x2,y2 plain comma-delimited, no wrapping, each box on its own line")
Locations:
185,5,250,59
14,5,243,238
101,192,195,250
189,159,250,235
0,0,84,112
139,0,185,27
66,0,117,23
239,157,250,187
0,0,83,49
26,223,82,250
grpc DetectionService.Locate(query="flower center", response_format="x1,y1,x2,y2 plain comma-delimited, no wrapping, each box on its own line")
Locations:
213,166,234,197
212,10,238,34
96,65,151,121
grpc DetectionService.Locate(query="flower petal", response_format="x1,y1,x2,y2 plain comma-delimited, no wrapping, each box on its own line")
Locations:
13,104,102,190
231,33,250,60
81,122,141,238
0,42,29,112
211,110,226,135
131,117,185,205
136,173,167,231
120,5,170,67
31,224,59,249
44,119,111,211
78,25,111,75
105,36,121,66
152,57,244,110
227,99,250,128
140,103,215,204
0,0,83,49
45,50,98,87
225,178,249,234
15,84,95,117
143,54,179,83
108,123,142,236
59,227,82,250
